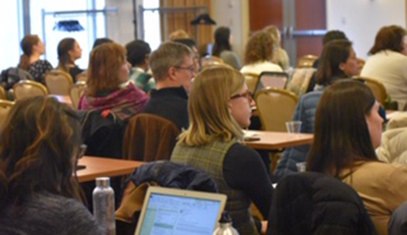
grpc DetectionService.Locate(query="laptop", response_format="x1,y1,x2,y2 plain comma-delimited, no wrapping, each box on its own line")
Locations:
134,186,227,235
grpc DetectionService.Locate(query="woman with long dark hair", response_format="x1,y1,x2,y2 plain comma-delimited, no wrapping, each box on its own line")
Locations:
57,38,84,82
18,34,53,84
275,40,361,180
212,27,242,69
0,96,103,234
307,80,407,235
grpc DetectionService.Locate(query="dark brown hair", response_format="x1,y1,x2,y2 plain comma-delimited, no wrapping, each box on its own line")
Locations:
244,31,275,65
0,96,83,209
18,35,40,70
213,27,232,56
86,42,126,96
57,38,76,73
369,25,406,55
316,40,353,86
307,80,378,178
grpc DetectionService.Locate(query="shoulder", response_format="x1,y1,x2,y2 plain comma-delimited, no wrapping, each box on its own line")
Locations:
300,91,323,106
225,143,262,164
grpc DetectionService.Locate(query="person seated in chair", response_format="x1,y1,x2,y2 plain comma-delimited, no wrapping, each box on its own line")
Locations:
78,43,149,122
307,80,407,235
171,65,273,235
140,41,195,131
0,96,103,235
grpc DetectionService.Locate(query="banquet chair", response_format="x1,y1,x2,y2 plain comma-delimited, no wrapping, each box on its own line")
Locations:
0,100,14,129
296,54,318,68
13,80,49,100
70,81,86,109
201,55,224,68
359,77,387,106
243,72,259,93
0,86,6,100
255,88,298,132
76,72,88,82
45,70,74,95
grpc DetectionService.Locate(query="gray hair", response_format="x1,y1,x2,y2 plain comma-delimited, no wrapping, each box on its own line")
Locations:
149,41,193,81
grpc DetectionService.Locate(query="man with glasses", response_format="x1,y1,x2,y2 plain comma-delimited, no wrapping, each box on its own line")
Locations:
140,41,195,131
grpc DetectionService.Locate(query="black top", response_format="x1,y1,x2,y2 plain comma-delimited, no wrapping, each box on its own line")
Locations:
223,143,273,218
28,60,53,84
69,65,84,83
141,86,189,131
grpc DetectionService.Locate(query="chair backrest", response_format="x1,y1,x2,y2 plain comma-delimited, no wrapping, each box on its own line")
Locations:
45,70,74,95
13,80,49,100
255,88,298,132
243,72,259,93
123,114,180,162
0,86,6,100
257,71,289,91
76,71,88,82
0,100,14,130
201,55,224,68
359,77,387,106
70,81,86,109
0,67,34,90
297,54,318,68
286,68,317,97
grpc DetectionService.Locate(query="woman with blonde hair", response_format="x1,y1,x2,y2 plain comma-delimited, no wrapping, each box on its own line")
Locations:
18,34,53,84
78,42,149,121
171,65,273,235
263,25,290,70
0,96,103,234
241,30,283,74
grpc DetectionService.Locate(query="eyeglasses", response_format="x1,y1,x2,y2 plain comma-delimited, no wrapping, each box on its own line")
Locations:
230,91,254,102
175,65,195,73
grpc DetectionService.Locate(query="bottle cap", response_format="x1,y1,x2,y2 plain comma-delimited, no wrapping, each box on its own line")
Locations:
96,177,110,187
219,211,232,223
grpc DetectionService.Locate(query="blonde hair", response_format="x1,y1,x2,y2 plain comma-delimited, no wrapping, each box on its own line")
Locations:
169,29,189,40
263,25,281,46
178,65,245,146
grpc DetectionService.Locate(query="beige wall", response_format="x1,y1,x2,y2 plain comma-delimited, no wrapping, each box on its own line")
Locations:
211,0,250,60
106,0,136,45
327,0,406,59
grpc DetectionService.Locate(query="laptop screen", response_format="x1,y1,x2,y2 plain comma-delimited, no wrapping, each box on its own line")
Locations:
138,191,224,235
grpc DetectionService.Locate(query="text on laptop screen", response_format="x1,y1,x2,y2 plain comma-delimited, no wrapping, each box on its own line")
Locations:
139,193,222,235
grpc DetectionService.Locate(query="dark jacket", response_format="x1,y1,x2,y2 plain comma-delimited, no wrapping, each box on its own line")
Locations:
389,201,407,235
268,172,378,235
275,92,322,180
116,161,218,235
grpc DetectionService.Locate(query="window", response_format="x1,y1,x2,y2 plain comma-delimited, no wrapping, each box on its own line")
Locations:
30,0,106,69
142,0,161,50
0,0,23,69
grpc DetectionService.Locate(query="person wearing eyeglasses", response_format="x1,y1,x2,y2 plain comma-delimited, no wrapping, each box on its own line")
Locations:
171,65,273,235
140,41,196,131
0,96,104,235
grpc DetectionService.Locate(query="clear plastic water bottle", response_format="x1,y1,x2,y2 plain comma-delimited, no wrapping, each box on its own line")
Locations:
213,212,239,235
93,177,116,235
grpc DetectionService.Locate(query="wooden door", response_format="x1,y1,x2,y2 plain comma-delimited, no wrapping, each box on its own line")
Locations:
249,0,327,66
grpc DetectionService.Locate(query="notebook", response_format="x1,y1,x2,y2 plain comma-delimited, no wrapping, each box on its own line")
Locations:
134,186,227,235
